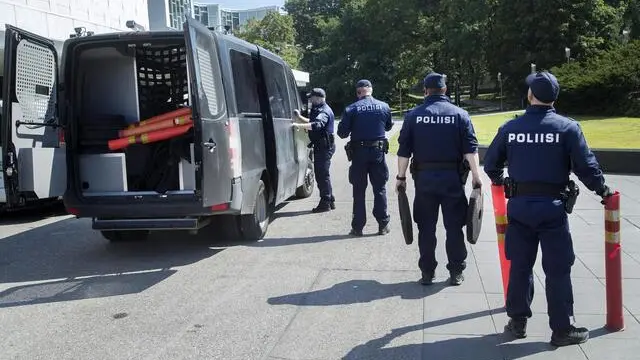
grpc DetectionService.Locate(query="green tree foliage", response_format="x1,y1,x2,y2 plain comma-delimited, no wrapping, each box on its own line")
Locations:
283,0,635,115
234,11,301,68
551,40,640,115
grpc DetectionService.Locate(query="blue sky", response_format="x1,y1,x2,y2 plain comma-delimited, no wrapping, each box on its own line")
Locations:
198,0,285,9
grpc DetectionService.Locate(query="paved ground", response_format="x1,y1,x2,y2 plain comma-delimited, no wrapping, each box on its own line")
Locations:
1,124,639,360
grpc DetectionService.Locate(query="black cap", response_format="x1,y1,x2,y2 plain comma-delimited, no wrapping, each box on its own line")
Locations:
423,73,446,89
356,79,372,88
526,71,560,103
306,88,326,98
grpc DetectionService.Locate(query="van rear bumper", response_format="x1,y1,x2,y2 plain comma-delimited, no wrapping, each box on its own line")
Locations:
92,217,211,231
64,179,243,219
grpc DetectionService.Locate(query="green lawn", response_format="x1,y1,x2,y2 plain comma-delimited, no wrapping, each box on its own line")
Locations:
388,111,640,154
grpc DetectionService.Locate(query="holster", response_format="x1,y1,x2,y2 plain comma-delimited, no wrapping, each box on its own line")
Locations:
563,180,580,214
503,177,579,214
345,142,353,161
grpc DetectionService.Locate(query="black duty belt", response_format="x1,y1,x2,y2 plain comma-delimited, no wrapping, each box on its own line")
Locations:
510,181,567,197
412,161,459,171
352,140,386,147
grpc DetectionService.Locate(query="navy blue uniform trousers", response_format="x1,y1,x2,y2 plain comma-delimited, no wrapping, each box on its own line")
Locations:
413,190,468,273
348,147,389,230
313,143,335,203
505,197,575,332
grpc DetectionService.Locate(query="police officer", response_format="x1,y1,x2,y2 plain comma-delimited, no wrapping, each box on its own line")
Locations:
293,88,336,212
337,80,394,236
395,72,482,286
483,71,614,346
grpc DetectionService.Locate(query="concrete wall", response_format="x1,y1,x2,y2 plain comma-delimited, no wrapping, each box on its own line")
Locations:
0,0,150,41
477,146,640,175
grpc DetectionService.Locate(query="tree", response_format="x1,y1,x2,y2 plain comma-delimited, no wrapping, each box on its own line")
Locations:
235,11,302,68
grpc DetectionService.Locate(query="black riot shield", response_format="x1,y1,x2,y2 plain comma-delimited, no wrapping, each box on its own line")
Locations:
398,185,414,245
466,187,484,244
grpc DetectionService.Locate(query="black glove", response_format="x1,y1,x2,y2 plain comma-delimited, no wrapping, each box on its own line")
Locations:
597,185,614,205
491,176,504,186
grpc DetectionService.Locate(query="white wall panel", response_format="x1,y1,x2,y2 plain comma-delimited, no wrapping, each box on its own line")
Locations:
0,0,150,41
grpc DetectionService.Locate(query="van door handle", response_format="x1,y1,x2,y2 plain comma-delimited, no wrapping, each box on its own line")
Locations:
203,140,217,153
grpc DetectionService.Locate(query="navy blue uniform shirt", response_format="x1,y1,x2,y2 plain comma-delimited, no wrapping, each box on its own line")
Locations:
483,105,606,192
397,95,478,161
308,102,335,144
337,96,393,140
397,94,478,194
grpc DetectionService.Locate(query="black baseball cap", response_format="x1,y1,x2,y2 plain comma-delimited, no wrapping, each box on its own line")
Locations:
356,79,372,88
423,73,446,89
307,88,326,98
526,71,560,103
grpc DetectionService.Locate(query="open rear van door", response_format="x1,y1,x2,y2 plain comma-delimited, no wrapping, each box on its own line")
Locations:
182,18,233,209
1,25,65,208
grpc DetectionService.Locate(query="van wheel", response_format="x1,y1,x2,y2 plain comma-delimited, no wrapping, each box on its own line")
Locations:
295,162,314,198
240,180,270,240
101,230,149,243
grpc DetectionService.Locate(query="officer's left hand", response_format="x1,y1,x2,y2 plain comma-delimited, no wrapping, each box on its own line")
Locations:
395,179,406,193
472,176,483,189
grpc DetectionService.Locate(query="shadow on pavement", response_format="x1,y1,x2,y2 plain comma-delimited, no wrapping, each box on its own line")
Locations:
0,216,240,308
342,309,553,360
0,269,176,308
0,201,68,225
268,279,448,306
247,233,377,248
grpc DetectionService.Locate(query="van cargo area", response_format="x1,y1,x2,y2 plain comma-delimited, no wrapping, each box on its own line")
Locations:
71,39,196,197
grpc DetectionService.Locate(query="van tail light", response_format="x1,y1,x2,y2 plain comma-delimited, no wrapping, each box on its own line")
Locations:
66,207,79,215
58,128,66,148
227,118,242,178
211,203,230,212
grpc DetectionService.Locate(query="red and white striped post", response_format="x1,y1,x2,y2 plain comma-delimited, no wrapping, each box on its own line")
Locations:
604,191,624,331
491,184,511,305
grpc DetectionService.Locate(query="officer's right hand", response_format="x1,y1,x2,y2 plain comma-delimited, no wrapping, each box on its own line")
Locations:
395,179,406,193
293,109,301,118
598,185,614,205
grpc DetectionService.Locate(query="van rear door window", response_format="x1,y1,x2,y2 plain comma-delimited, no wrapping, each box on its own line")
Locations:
261,58,291,119
229,50,260,114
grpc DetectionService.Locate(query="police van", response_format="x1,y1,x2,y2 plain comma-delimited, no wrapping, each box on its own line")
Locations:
1,18,315,241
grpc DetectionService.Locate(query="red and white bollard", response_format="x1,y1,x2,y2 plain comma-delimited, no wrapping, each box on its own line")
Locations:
491,184,511,305
604,191,624,331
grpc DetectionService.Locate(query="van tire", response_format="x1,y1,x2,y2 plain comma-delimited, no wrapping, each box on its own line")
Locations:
295,161,314,198
240,180,270,240
101,230,149,243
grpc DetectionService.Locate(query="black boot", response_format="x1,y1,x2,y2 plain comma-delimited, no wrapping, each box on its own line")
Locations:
330,196,336,210
505,318,527,339
550,325,589,347
312,201,331,213
378,223,390,235
420,271,435,285
349,228,363,237
449,271,464,286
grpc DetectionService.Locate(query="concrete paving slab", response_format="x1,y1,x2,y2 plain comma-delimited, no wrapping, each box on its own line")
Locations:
268,270,424,360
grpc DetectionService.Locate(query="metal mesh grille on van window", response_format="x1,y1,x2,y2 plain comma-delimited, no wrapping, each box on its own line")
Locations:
195,45,219,115
135,45,189,120
15,40,56,124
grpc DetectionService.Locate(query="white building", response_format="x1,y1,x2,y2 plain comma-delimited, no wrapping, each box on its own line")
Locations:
147,0,194,31
0,0,149,76
193,4,283,32
147,1,283,32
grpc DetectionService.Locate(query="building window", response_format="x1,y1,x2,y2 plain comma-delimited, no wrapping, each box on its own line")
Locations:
168,0,192,29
